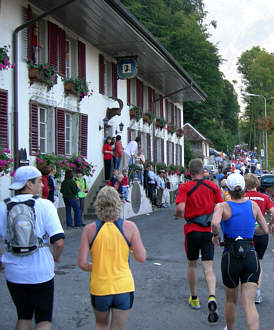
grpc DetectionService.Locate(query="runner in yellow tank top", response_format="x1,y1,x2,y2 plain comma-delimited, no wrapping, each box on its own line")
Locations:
78,186,146,330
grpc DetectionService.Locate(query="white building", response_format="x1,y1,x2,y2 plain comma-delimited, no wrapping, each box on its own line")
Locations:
0,0,206,211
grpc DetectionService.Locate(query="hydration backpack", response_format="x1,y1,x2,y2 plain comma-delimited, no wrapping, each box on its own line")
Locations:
4,196,47,256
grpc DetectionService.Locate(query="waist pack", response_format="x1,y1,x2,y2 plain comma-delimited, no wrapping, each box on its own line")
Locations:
225,239,253,259
186,213,213,227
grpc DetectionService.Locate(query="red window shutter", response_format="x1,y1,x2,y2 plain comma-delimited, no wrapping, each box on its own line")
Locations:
180,145,182,166
58,28,66,76
176,144,179,165
0,89,9,149
174,106,178,127
178,108,182,128
161,139,164,162
55,108,65,156
148,87,152,113
166,141,170,165
147,133,151,159
136,79,143,110
153,136,157,162
160,96,164,118
48,22,58,69
99,54,105,95
78,41,86,80
79,114,88,157
127,79,131,105
172,142,175,164
165,100,169,122
112,63,117,97
29,100,39,155
127,127,131,144
27,5,33,61
171,104,174,124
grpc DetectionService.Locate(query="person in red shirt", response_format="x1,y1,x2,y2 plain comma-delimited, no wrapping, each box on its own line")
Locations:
40,165,51,199
244,173,274,303
174,159,223,323
114,135,123,170
102,137,113,180
121,169,130,202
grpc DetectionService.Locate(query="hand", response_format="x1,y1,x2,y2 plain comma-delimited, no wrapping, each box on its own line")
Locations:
212,235,220,247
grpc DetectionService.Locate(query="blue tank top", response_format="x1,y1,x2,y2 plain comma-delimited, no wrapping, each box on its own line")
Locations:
222,200,255,239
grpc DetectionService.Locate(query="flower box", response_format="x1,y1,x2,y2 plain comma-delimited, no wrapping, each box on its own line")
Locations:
28,63,57,90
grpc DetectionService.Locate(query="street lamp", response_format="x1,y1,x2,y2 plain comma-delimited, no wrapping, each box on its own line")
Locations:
242,92,268,169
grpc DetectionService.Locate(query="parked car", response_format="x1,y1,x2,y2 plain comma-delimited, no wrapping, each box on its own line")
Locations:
259,174,274,201
204,165,218,179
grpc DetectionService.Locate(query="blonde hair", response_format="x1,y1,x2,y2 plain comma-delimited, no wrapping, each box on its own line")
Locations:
244,173,260,190
95,186,122,221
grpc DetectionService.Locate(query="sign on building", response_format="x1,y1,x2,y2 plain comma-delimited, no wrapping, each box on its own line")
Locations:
117,57,137,79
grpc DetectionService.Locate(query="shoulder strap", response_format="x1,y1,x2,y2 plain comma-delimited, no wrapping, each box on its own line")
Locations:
114,218,130,247
89,220,104,248
187,179,216,197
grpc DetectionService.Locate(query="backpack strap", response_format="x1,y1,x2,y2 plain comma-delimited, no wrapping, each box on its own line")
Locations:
187,179,216,197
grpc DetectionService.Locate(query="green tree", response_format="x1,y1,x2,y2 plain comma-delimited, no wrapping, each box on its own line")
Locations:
184,138,194,167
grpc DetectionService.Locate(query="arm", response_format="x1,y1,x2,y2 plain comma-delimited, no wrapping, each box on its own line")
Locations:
211,203,225,246
252,202,268,234
130,222,146,263
78,226,93,272
174,202,185,219
52,238,64,262
269,207,274,235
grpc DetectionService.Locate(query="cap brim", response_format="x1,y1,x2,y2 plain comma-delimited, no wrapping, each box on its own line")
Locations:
9,181,27,190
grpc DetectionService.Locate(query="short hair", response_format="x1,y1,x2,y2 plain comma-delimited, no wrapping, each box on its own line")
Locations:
135,136,141,143
116,135,121,140
105,136,112,144
95,186,122,221
244,173,260,190
40,165,51,176
228,187,245,199
64,170,73,179
122,169,127,174
189,159,203,175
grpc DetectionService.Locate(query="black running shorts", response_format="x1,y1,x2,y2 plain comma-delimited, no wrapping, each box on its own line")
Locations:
185,231,214,261
253,234,269,260
221,250,260,288
7,278,54,323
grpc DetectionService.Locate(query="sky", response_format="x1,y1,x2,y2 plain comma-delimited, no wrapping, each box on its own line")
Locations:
204,0,274,107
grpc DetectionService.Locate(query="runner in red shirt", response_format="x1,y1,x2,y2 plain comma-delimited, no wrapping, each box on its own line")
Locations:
244,173,274,303
175,159,223,323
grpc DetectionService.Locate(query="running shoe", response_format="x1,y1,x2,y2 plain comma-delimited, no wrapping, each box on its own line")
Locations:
188,296,200,309
255,289,262,304
208,296,219,323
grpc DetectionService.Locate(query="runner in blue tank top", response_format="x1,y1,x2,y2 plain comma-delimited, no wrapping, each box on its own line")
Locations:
211,173,268,330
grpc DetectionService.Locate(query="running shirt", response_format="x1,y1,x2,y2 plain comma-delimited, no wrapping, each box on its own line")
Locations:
245,191,273,216
89,219,135,295
176,179,223,234
223,200,255,239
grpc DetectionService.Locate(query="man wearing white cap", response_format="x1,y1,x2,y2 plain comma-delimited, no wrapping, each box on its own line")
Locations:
0,166,64,330
211,173,269,330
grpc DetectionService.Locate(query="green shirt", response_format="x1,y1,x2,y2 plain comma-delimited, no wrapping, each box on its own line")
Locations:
60,178,79,199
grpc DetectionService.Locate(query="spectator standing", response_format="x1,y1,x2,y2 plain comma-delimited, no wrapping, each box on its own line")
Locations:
75,170,89,224
114,135,123,170
156,171,165,207
47,164,57,203
147,165,157,206
122,169,130,203
162,172,170,208
103,136,113,181
0,166,64,330
119,137,141,173
60,170,82,228
111,137,116,170
78,186,146,330
41,165,51,199
135,148,145,184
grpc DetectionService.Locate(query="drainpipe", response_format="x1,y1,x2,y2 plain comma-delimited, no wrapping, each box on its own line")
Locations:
12,0,77,169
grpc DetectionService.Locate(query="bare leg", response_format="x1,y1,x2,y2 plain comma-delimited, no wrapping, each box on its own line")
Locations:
93,309,110,330
241,283,259,330
224,285,238,330
34,322,52,330
187,260,198,296
15,320,32,330
202,260,216,296
110,309,131,330
257,260,262,288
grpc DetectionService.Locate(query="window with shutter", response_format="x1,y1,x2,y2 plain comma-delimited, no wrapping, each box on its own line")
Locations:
161,139,164,163
147,133,151,160
148,87,152,113
172,142,175,164
29,101,39,155
165,99,169,122
27,5,33,61
0,90,8,149
127,79,131,105
58,28,66,76
112,63,118,97
79,114,88,157
178,108,182,128
160,96,164,118
166,141,170,165
78,40,86,80
55,108,65,156
175,106,178,127
171,104,174,124
136,79,143,110
153,136,157,163
99,54,105,95
48,22,58,69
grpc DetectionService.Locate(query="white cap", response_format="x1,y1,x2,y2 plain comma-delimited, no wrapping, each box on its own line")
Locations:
227,173,245,191
9,166,42,190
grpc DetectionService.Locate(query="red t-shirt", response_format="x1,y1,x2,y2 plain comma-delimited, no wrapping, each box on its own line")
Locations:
103,144,113,160
121,176,128,187
41,175,49,199
245,191,273,215
114,140,123,158
176,179,223,234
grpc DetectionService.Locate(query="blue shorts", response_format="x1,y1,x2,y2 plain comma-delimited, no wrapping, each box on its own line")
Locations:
91,292,134,312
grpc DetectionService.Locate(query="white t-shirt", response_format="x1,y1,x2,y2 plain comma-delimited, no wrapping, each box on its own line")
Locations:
124,141,138,157
0,194,64,284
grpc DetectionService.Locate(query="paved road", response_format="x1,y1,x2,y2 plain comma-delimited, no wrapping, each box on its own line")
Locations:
1,207,274,329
